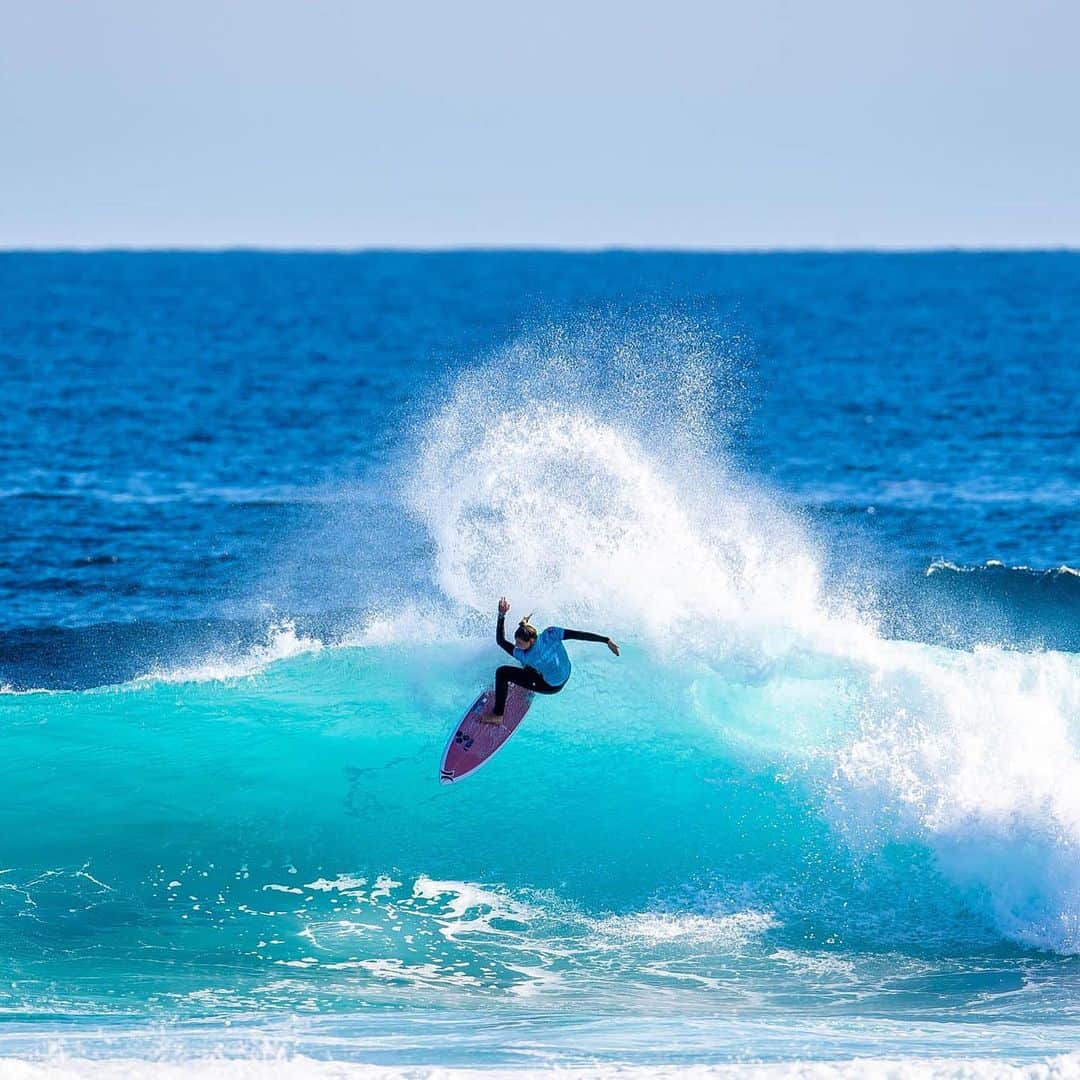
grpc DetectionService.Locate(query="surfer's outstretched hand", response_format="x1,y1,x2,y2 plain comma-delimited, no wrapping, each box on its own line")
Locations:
498,597,510,615
607,638,621,656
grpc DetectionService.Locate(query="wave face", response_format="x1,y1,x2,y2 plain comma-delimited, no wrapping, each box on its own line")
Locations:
5,632,1080,1061
4,254,1080,1070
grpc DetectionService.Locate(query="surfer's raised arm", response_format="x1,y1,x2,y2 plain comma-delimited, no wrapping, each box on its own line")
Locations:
562,628,621,655
495,596,515,656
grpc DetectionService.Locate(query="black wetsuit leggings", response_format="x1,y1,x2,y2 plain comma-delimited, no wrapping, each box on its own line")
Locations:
494,665,564,715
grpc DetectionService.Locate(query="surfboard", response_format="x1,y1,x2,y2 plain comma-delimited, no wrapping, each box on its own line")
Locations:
439,684,534,784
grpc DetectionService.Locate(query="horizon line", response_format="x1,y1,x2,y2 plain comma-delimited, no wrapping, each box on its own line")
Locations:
2,243,1079,256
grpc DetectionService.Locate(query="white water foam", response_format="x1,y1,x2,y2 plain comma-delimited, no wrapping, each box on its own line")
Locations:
408,400,868,664
132,619,324,686
832,641,1080,951
589,910,779,947
3,1052,1080,1079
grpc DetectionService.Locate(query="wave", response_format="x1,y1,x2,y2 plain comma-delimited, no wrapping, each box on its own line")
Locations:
4,320,1080,1002
0,634,1059,955
132,618,324,685
3,532,1080,960
866,561,1080,654
0,616,342,692
398,326,1080,955
926,561,1080,578
924,560,1080,609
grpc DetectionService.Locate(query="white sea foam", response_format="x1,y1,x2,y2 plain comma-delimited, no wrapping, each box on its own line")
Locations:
590,910,778,947
408,400,870,666
411,876,541,939
2,1052,1079,1079
832,640,1080,951
303,876,369,895
132,619,324,686
342,603,470,647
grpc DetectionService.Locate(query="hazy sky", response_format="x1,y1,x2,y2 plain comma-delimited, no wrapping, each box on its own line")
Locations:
2,0,1078,248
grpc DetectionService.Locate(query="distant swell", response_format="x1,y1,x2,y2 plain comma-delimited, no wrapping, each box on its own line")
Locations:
891,560,1080,653
926,559,1080,594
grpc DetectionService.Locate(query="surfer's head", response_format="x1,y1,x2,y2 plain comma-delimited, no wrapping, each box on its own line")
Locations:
514,616,538,651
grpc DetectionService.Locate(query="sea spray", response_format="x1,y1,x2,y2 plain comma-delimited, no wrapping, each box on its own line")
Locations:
405,319,857,662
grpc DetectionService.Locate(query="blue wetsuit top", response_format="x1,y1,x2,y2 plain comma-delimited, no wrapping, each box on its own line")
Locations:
496,614,609,688
514,627,570,686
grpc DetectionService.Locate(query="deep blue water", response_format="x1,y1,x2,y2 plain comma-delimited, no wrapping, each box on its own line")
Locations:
1,252,1079,1075
4,253,1079,642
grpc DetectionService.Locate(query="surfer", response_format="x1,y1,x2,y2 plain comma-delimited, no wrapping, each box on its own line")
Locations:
484,597,620,722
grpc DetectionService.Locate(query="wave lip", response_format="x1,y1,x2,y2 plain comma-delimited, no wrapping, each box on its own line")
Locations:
904,560,1080,653
131,618,324,686
926,559,1080,580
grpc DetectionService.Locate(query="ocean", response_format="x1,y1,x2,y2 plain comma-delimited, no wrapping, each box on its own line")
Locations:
1,251,1079,1077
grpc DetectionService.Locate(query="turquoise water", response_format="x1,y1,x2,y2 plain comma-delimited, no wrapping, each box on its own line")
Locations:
2,253,1080,1076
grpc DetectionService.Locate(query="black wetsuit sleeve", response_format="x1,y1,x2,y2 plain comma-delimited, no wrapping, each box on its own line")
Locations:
561,628,610,644
496,613,515,656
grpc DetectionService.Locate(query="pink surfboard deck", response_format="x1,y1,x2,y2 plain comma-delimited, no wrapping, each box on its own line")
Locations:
439,684,534,784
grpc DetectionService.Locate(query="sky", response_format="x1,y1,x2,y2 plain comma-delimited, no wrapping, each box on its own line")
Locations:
2,0,1078,249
